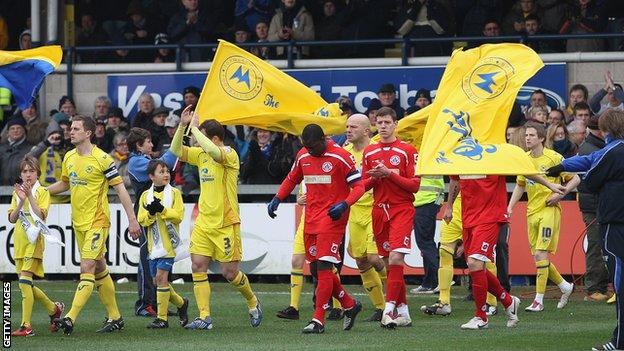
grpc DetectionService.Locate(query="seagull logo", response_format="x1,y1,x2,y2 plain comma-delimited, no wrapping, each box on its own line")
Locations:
474,72,498,94
229,65,251,89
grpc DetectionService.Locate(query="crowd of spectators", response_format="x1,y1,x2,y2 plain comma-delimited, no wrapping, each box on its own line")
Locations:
1,72,621,200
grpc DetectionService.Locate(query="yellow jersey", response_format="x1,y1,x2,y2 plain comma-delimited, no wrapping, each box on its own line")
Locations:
61,146,123,230
182,145,240,228
9,186,50,259
137,187,184,258
343,142,373,225
516,148,573,216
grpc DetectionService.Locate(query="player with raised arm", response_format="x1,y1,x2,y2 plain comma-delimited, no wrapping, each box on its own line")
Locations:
268,123,365,334
507,122,579,312
170,107,262,330
361,107,421,328
48,115,141,335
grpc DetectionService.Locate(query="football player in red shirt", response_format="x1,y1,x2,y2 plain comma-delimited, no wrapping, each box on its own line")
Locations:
361,107,421,328
268,124,365,334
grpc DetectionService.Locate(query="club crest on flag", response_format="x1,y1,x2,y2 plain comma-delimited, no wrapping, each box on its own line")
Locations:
462,57,514,103
218,55,263,101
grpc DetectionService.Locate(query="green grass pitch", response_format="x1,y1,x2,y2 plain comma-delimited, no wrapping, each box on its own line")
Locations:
8,281,615,351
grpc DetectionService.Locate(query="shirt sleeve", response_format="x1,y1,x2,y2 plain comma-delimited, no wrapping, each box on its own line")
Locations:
161,189,184,224
276,152,304,200
8,192,17,213
344,152,361,185
158,149,179,170
61,153,69,182
102,153,123,186
220,146,240,170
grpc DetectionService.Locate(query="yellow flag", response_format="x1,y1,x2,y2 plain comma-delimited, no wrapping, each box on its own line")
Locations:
417,44,543,175
195,40,346,135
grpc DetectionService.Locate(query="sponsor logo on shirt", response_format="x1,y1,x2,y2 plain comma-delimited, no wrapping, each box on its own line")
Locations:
68,171,87,186
303,175,331,184
199,168,214,183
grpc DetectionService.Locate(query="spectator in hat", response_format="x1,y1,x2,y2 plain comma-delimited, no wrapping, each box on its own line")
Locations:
174,86,200,117
0,116,31,185
234,22,252,46
148,106,171,154
1,102,47,146
132,92,155,129
164,113,180,143
59,95,77,117
153,33,175,63
107,107,130,133
407,89,432,114
94,119,115,153
365,98,383,128
250,20,275,60
377,83,405,119
93,96,112,123
51,111,70,125
123,0,157,62
18,29,31,50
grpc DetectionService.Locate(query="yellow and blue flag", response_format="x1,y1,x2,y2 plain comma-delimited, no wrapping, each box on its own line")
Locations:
0,45,62,109
195,40,346,135
417,44,543,175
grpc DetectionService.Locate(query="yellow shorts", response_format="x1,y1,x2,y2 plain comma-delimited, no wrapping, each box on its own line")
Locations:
75,227,109,260
440,216,463,244
190,224,242,262
293,219,305,255
347,220,378,258
15,257,44,278
528,207,560,254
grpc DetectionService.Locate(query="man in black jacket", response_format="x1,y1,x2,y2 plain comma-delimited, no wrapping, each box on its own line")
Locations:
578,115,610,302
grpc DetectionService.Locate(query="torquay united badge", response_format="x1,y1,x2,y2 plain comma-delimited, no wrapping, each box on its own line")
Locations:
219,55,263,101
462,57,514,103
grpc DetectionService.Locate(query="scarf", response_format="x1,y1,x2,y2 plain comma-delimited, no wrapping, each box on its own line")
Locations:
19,181,65,246
145,183,189,261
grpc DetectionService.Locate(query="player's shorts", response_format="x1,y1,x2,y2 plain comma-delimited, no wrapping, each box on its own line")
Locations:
462,222,502,263
304,232,344,264
347,219,377,258
372,204,415,257
15,257,44,278
528,206,561,254
75,227,109,260
149,257,175,277
190,224,242,262
293,216,305,255
440,215,463,244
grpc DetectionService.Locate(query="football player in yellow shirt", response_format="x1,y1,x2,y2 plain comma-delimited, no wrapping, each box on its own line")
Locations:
171,107,261,330
8,156,64,337
508,122,580,312
343,114,387,321
137,159,189,329
47,116,141,335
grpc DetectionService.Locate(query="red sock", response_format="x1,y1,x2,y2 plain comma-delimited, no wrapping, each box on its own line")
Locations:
470,269,488,321
386,265,404,304
331,271,355,309
397,276,406,305
313,270,334,324
485,269,512,308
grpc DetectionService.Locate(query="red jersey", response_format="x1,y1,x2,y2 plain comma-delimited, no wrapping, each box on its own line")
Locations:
454,175,508,228
277,140,361,235
362,138,419,207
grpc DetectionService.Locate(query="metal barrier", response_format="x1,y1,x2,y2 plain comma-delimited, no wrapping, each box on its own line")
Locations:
59,33,624,99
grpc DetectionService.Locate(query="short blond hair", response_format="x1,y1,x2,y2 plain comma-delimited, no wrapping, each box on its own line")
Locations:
599,109,624,139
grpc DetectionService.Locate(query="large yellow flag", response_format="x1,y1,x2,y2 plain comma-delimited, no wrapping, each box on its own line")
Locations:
372,105,431,149
417,44,543,175
195,40,345,135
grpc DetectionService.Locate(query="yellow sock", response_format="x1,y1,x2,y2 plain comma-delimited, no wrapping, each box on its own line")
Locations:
536,259,550,295
192,273,211,319
156,287,170,321
229,271,257,310
360,267,385,309
94,269,121,320
548,262,564,285
486,261,497,307
290,268,304,310
32,285,56,315
377,266,387,286
169,284,184,308
332,267,341,309
438,247,454,305
18,275,34,327
66,273,95,322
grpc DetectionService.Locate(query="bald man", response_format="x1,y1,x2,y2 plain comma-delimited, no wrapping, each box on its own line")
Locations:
344,114,388,322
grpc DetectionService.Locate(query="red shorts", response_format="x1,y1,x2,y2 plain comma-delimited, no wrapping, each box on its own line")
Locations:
372,204,415,257
462,222,501,262
304,232,344,263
